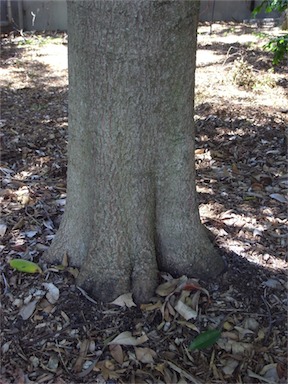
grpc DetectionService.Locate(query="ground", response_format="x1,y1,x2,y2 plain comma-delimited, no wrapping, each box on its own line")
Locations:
0,22,287,384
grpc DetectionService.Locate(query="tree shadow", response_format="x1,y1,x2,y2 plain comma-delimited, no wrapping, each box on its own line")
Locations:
0,38,26,67
1,31,286,291
195,100,287,265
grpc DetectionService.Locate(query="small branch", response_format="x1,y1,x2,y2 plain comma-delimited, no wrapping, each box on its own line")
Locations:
261,295,272,345
76,286,98,305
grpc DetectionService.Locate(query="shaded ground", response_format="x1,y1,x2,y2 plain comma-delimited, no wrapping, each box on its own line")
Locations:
0,23,287,383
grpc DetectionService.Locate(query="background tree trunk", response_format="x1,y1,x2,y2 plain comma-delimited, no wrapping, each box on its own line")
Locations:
44,0,225,303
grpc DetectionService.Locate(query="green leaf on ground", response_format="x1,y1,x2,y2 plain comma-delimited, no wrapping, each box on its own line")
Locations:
188,329,221,351
9,259,42,274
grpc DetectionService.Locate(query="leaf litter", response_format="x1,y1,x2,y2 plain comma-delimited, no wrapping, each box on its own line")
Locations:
0,24,287,383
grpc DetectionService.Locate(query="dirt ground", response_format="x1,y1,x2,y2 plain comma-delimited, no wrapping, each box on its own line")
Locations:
0,22,287,383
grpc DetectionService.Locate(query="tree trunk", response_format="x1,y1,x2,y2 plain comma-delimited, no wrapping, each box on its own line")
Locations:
44,0,225,304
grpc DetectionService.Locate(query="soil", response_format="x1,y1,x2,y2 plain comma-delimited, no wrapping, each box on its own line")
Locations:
0,23,287,384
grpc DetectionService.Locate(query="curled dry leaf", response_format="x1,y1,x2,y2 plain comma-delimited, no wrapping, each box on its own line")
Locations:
109,344,124,365
135,347,157,364
269,193,287,203
217,339,253,354
108,331,148,346
140,300,162,311
174,300,198,321
110,292,136,308
1,341,12,354
221,358,239,375
0,222,7,237
19,299,38,320
74,339,90,373
156,279,180,296
43,282,59,304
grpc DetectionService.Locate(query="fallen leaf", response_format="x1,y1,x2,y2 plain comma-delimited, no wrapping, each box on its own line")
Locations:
47,354,59,372
217,339,252,354
25,230,38,238
135,347,156,364
140,300,162,311
248,369,278,384
108,331,148,346
188,329,221,351
67,267,79,278
43,282,60,304
174,300,197,320
260,363,281,382
110,292,136,308
19,299,38,320
9,259,42,274
109,344,124,365
0,222,7,237
195,148,206,154
165,360,203,384
62,252,69,267
269,193,287,203
74,339,90,373
156,279,179,296
221,358,239,375
176,321,200,332
261,278,282,289
234,326,254,340
1,341,12,354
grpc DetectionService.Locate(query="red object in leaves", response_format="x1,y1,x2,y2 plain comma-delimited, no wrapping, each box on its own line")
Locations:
182,282,202,292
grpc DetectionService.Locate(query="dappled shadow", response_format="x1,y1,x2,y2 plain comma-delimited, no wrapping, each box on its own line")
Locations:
1,84,68,176
1,29,287,384
195,100,287,264
198,21,281,37
0,38,26,67
197,40,286,73
276,77,288,97
0,33,68,89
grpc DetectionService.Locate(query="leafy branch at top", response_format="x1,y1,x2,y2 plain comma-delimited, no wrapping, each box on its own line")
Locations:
253,0,288,65
252,0,288,14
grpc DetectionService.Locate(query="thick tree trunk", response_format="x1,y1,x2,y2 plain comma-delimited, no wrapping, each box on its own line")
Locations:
44,0,225,303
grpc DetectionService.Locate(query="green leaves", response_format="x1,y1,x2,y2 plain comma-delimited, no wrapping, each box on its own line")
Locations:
252,0,288,15
263,34,288,65
188,329,221,351
9,259,42,274
252,0,288,65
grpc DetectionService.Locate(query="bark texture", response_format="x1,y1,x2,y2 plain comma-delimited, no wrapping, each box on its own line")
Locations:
44,0,225,303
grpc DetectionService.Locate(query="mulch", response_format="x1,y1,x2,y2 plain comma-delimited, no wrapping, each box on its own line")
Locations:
0,27,287,383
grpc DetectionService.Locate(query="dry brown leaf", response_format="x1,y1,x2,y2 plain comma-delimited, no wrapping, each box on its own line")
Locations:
177,320,200,332
134,347,156,364
156,279,179,296
221,358,239,375
140,300,162,311
62,252,69,267
165,360,204,384
43,282,59,304
109,344,124,365
74,339,90,373
19,299,38,320
108,331,148,346
0,222,7,237
110,292,136,308
174,300,197,320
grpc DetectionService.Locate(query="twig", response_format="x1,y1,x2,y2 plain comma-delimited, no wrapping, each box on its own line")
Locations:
76,286,98,305
1,272,10,294
261,295,272,345
222,46,242,66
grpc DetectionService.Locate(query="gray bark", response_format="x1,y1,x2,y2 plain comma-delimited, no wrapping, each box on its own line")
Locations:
44,0,225,303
